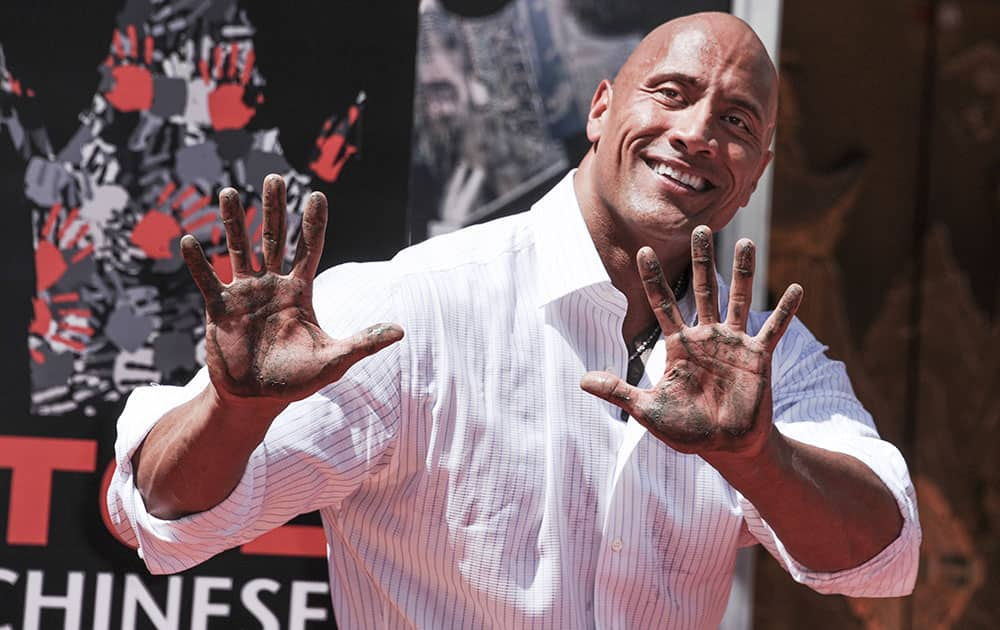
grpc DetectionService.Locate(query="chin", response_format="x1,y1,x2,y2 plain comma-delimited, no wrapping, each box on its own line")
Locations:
619,203,691,241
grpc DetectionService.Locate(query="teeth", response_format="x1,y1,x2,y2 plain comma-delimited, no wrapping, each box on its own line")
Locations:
652,162,706,191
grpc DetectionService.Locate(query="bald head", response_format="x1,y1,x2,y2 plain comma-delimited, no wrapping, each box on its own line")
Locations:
616,12,778,139
576,11,781,247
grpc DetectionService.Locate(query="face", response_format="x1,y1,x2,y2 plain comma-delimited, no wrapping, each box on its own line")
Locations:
585,17,777,242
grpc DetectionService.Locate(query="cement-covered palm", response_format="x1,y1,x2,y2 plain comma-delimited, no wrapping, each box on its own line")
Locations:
181,174,402,404
581,226,802,458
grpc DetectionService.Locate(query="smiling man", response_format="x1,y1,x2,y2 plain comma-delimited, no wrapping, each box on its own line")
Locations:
108,12,920,628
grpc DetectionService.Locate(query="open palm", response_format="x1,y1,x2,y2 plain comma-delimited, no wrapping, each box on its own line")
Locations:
181,174,402,405
582,226,802,458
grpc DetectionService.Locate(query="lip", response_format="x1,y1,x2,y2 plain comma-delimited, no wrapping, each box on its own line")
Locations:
640,155,716,193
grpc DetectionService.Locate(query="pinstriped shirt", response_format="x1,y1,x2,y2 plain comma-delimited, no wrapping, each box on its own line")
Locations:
108,172,920,628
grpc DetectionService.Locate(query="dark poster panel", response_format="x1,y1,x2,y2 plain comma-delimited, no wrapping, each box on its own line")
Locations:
407,0,730,242
0,1,416,627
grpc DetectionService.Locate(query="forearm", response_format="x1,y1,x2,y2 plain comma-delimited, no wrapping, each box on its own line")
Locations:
706,428,903,572
133,384,286,520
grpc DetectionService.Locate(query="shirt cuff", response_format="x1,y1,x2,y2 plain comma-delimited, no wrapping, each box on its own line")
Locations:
106,370,268,574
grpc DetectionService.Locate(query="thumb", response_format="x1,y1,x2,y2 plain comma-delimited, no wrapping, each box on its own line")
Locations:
319,323,405,382
580,371,641,418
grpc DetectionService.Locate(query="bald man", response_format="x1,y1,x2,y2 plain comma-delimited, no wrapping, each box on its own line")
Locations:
108,12,920,628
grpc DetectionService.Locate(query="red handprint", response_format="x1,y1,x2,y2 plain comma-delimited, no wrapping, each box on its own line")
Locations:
131,181,217,260
30,203,96,360
309,91,364,183
103,25,155,112
35,203,94,293
134,181,262,282
199,40,261,131
29,293,93,361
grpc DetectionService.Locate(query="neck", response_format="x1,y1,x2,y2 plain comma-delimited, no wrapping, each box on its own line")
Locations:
572,166,691,342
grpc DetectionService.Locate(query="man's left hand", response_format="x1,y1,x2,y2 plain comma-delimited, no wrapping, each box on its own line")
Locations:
581,225,803,460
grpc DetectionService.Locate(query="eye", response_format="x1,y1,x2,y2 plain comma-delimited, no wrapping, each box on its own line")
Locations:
723,114,752,133
658,87,685,104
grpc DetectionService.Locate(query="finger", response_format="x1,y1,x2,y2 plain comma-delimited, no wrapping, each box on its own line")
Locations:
261,174,288,273
321,323,405,382
227,42,239,80
241,48,255,86
637,247,685,334
690,225,720,324
755,284,804,353
726,238,755,332
180,234,224,309
113,30,126,60
291,191,328,280
155,181,177,208
126,25,139,60
198,35,212,84
213,44,224,80
580,371,643,419
219,187,252,276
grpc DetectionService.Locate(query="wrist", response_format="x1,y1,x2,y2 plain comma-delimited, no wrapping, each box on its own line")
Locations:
201,383,288,435
209,380,287,410
702,426,790,486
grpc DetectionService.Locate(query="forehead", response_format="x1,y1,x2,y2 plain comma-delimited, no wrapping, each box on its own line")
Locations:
642,26,775,114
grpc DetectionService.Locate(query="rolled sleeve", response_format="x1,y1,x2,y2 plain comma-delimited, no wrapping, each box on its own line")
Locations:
741,418,920,596
740,314,921,596
106,368,277,573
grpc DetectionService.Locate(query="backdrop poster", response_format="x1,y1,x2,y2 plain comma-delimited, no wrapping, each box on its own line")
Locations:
0,1,416,627
407,0,730,242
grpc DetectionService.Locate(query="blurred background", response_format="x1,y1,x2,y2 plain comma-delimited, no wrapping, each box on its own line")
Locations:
0,0,996,627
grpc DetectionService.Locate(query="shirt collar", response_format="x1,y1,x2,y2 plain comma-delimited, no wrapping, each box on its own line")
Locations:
530,169,699,325
532,170,615,308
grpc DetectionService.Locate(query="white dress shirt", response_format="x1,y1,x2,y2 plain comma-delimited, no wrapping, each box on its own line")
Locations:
108,172,920,629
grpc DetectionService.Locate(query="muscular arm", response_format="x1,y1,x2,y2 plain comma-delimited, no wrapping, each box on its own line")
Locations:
132,385,284,520
707,431,902,571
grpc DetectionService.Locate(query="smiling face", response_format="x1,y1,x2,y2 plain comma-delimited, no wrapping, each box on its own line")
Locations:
581,13,777,248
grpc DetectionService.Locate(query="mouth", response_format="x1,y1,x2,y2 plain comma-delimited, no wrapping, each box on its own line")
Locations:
643,158,714,192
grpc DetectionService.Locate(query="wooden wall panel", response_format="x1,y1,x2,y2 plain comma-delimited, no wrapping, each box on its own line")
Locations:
757,0,1000,627
755,0,927,627
915,0,999,627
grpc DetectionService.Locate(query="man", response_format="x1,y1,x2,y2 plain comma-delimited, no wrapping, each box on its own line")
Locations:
108,12,919,628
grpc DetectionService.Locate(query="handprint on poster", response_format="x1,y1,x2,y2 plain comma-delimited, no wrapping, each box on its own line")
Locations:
1,0,368,416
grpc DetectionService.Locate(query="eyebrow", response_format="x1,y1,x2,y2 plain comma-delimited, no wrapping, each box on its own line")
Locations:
646,72,706,91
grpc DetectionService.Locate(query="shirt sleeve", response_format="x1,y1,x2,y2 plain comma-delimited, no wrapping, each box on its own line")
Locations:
106,262,405,575
738,315,921,597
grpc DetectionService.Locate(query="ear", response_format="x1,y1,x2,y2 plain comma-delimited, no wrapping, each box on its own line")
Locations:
586,80,613,145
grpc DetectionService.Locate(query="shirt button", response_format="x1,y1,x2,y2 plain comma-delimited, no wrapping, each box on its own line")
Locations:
610,537,624,552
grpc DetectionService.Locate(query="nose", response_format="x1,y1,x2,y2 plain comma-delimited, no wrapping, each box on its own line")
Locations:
667,103,718,157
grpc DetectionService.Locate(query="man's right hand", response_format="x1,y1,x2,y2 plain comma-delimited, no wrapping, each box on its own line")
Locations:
133,174,402,519
181,173,403,409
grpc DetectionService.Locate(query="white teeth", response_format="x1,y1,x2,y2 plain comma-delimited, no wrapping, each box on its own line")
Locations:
652,162,706,191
